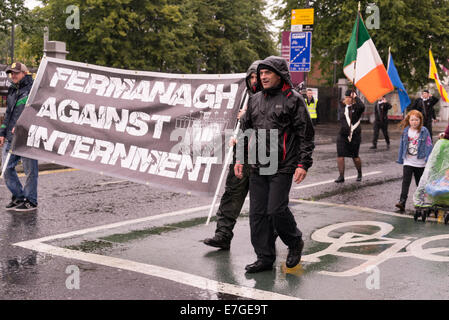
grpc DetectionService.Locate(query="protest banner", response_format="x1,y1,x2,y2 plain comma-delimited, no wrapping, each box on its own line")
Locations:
12,57,246,195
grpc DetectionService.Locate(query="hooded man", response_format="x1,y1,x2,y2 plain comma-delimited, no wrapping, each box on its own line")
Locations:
203,60,262,250
235,56,315,273
0,62,38,211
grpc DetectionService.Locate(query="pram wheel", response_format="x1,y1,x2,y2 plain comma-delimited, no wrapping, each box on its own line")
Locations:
434,209,439,218
444,213,449,225
422,212,427,222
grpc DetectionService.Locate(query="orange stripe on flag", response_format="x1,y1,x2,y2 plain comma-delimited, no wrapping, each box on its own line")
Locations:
436,74,449,102
356,64,394,103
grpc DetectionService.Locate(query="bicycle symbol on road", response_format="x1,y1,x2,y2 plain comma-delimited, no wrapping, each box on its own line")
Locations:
302,221,449,277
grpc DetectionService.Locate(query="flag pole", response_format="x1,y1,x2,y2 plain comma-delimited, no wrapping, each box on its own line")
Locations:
205,91,249,225
387,46,391,70
351,1,360,106
352,3,361,103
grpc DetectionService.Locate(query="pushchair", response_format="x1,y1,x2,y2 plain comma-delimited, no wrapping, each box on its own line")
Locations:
413,138,449,223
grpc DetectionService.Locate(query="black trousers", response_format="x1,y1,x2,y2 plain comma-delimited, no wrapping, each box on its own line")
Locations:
215,163,250,241
424,123,433,141
372,121,390,146
249,172,302,264
400,165,425,202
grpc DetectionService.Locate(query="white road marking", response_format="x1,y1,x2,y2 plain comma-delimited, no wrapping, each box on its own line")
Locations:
97,180,129,186
290,199,437,221
15,241,298,300
12,203,300,300
29,205,217,243
294,171,382,190
11,186,435,300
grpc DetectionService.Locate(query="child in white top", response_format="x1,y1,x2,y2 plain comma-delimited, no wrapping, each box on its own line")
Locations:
395,110,433,212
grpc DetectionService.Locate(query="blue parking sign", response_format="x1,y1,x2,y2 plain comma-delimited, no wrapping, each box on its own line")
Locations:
289,32,312,72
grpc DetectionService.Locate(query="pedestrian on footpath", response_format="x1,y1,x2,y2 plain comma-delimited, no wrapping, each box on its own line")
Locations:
304,88,318,126
407,90,439,140
235,56,315,273
335,90,365,183
395,110,433,212
370,96,392,150
0,62,38,211
203,60,262,250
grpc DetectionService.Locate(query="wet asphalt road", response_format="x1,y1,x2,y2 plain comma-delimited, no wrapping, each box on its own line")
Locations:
1,121,448,300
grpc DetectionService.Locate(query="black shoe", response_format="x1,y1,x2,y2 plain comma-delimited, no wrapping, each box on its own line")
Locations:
13,200,37,212
5,198,24,209
203,236,230,250
245,260,273,273
334,176,344,183
386,143,390,150
369,145,377,149
356,172,362,182
286,238,304,268
395,201,405,212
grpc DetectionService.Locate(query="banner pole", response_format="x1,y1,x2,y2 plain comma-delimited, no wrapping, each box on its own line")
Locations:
205,91,249,225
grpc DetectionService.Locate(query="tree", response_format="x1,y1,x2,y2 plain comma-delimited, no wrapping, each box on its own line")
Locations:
26,0,276,73
0,0,41,64
274,0,449,91
1,0,29,34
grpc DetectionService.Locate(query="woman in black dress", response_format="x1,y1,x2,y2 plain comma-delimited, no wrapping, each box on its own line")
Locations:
335,90,366,183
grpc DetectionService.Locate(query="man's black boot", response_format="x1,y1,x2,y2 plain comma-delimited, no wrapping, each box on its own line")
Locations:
369,145,377,149
286,238,304,268
356,171,362,182
245,260,273,273
203,236,230,250
334,176,344,183
395,199,406,212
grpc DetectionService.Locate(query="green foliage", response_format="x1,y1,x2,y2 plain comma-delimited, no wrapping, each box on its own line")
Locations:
0,0,30,34
274,0,449,91
0,0,46,64
22,0,276,73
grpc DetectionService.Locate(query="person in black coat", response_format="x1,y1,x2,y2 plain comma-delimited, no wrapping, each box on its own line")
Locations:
235,56,315,273
407,90,439,139
335,90,365,183
203,60,261,250
370,96,392,149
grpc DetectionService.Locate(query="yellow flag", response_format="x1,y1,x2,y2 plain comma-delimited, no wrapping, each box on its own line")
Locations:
429,49,449,102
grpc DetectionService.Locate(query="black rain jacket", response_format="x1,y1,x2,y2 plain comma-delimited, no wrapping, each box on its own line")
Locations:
239,56,315,174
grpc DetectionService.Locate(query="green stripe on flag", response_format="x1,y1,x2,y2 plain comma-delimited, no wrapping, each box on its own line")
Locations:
15,96,28,107
343,14,371,68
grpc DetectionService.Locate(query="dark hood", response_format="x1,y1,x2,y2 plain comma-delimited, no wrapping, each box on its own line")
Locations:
15,74,33,90
246,60,262,93
257,56,293,89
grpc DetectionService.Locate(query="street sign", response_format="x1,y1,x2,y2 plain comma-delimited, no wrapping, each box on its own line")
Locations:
291,25,313,32
281,31,305,85
289,31,312,72
291,8,314,26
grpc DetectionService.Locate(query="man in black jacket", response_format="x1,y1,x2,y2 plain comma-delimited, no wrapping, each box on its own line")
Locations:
203,60,261,250
0,62,38,211
407,90,438,139
370,96,392,149
235,56,315,273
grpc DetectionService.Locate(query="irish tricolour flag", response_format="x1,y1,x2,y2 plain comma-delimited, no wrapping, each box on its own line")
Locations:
343,14,393,103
